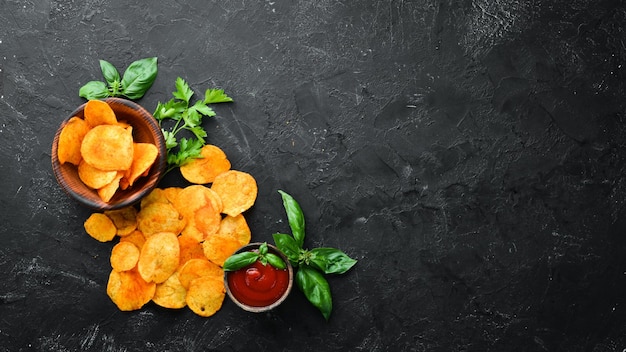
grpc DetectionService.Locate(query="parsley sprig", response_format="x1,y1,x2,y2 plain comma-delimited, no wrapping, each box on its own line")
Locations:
153,77,233,174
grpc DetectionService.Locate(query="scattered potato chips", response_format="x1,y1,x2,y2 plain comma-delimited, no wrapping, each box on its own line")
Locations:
211,170,258,216
84,213,117,242
137,232,180,284
107,268,156,311
83,141,260,317
185,276,225,318
57,116,90,166
110,241,140,272
180,144,231,184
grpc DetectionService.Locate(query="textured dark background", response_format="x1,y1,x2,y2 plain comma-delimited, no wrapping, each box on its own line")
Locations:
2,0,626,351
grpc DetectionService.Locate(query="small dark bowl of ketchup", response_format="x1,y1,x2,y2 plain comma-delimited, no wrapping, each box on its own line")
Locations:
224,242,294,312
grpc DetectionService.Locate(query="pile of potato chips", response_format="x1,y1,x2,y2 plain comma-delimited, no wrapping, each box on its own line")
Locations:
57,100,159,202
83,144,258,317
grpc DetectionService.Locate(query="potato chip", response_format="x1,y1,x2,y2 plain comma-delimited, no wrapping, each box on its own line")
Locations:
124,143,158,187
185,276,225,317
152,271,187,309
106,268,156,311
84,213,117,242
97,171,124,203
78,160,118,189
57,116,90,165
140,188,170,208
173,185,223,241
137,232,180,284
180,144,231,184
120,230,146,250
104,206,138,236
202,233,243,267
194,202,222,239
110,241,140,272
163,187,182,204
84,99,117,127
81,124,134,171
211,170,257,216
178,258,223,290
178,234,206,266
137,202,185,237
216,214,251,246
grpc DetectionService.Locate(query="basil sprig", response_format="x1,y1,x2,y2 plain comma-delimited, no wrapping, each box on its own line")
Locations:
79,57,158,100
223,242,286,271
273,190,357,320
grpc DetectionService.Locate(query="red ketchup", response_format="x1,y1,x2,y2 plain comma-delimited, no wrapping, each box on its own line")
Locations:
227,259,290,307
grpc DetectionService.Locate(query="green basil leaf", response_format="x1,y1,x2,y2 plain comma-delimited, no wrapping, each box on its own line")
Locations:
99,59,120,87
223,251,258,271
278,190,305,248
120,57,158,100
272,233,301,266
296,265,332,320
79,81,110,100
309,248,357,274
258,242,268,256
265,253,286,270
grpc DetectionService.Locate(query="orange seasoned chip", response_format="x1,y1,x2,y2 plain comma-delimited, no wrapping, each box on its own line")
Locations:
124,143,158,187
202,233,243,267
173,185,223,241
152,271,187,309
185,276,225,317
178,234,206,266
84,213,117,242
217,214,251,246
210,170,257,216
84,99,117,127
194,202,222,239
81,124,134,171
137,202,185,237
140,188,169,208
163,187,182,204
97,171,124,203
57,116,90,166
110,241,140,272
137,232,180,284
104,206,138,236
180,144,231,184
106,268,156,311
78,160,118,189
120,230,146,250
178,258,223,290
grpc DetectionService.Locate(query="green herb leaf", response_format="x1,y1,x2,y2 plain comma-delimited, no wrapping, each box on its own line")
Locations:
265,253,286,270
272,233,301,266
278,190,306,248
79,81,110,100
296,265,332,321
223,251,258,271
173,77,194,103
121,57,158,100
309,248,357,274
258,242,268,256
204,88,233,104
99,60,120,87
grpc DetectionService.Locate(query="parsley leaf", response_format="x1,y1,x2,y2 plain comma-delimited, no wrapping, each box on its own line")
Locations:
154,77,233,174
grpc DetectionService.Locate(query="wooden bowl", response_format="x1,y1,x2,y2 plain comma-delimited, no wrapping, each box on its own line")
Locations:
51,98,166,210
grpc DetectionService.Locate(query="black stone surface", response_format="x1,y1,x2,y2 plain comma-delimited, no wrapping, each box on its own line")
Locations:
2,0,626,351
